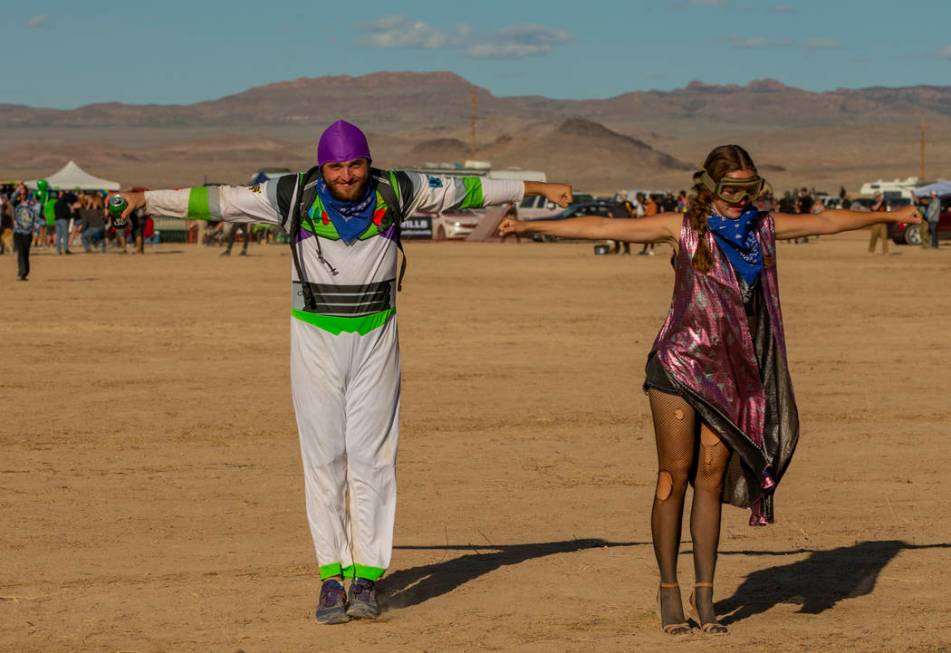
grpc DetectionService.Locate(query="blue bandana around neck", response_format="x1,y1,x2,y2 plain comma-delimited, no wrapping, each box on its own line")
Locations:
708,208,763,287
314,176,377,244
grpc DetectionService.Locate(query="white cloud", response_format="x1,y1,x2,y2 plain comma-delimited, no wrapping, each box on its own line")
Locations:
359,17,571,60
770,3,797,12
938,44,951,59
26,14,49,29
466,25,572,59
359,16,461,49
802,38,840,49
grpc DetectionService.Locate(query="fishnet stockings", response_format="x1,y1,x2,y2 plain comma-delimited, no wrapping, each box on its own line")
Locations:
648,389,731,628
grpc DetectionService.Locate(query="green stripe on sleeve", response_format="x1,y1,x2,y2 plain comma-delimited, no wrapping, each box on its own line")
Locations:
187,187,211,220
459,176,485,209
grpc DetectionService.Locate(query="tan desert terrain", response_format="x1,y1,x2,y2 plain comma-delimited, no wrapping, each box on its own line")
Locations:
1,234,949,652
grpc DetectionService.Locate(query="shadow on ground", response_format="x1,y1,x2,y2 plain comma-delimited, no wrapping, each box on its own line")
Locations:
384,539,647,609
386,538,950,618
716,540,951,625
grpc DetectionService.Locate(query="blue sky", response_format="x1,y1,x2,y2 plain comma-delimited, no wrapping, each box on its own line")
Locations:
4,0,950,109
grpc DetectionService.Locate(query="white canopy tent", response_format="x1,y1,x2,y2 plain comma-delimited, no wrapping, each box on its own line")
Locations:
912,180,951,197
26,160,120,191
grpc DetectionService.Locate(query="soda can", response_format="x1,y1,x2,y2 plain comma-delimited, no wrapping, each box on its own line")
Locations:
109,195,129,229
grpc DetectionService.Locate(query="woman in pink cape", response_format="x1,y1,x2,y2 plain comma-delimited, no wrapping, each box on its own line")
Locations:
499,145,921,635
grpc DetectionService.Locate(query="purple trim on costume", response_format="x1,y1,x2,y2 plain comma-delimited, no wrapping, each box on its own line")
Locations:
761,468,777,491
380,223,398,242
294,229,315,243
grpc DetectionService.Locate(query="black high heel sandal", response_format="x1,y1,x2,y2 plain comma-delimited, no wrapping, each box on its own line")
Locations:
688,582,728,634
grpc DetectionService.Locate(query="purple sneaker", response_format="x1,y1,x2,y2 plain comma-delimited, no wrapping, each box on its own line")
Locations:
346,578,379,619
316,579,349,624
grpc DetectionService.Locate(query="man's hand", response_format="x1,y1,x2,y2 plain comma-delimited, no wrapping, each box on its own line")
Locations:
893,205,922,224
498,218,525,237
118,191,146,220
525,181,573,208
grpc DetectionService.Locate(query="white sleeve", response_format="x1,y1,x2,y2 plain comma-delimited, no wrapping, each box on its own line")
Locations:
399,172,524,217
145,181,284,226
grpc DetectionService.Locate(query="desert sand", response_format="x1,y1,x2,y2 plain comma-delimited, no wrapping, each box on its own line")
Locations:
1,234,949,652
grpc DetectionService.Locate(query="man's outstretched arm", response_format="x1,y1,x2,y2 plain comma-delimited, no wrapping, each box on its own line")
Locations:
118,177,296,228
396,172,572,217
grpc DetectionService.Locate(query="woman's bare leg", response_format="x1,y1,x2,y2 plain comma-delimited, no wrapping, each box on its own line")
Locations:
648,390,697,632
689,423,731,630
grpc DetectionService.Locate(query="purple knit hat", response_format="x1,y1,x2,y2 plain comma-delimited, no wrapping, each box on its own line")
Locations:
317,120,372,167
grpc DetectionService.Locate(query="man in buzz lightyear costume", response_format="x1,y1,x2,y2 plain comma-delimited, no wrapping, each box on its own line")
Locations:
118,120,572,624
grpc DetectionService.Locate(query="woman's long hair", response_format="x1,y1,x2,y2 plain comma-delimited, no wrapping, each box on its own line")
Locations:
686,144,758,273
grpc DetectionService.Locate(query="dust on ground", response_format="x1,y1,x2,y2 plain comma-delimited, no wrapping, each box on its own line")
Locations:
1,234,949,652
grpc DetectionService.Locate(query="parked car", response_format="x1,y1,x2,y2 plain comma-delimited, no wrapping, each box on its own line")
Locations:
516,195,560,220
527,201,614,242
429,209,486,240
518,193,601,221
889,196,951,244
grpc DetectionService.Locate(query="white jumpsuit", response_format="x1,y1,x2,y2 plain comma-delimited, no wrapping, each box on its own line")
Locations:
145,171,524,581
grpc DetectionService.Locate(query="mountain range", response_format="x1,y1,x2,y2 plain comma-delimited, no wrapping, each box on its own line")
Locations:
3,72,949,191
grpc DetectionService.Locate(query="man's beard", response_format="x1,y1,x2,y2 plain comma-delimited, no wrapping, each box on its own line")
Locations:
328,179,368,202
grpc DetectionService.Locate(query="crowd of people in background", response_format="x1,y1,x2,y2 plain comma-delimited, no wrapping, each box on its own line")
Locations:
0,178,944,280
0,182,153,256
0,182,158,280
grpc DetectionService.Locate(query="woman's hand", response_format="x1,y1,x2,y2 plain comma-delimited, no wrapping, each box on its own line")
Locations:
893,205,922,224
498,217,525,237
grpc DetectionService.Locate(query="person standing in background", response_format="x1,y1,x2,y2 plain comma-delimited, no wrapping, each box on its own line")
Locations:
867,193,889,255
639,193,658,256
53,190,73,255
11,186,38,280
80,193,107,253
221,222,251,256
794,188,814,244
68,191,85,250
610,191,634,255
0,193,12,255
924,191,941,249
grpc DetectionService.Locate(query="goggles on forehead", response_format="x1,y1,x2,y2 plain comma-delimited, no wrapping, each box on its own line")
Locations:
699,171,769,204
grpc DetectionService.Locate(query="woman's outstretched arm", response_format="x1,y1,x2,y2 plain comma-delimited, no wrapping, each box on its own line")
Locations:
498,212,682,245
774,205,921,240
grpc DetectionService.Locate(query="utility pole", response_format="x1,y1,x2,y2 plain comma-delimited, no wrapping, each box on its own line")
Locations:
469,89,478,159
919,122,926,180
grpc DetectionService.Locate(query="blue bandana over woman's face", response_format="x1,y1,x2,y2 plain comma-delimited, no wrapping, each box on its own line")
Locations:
708,207,763,287
314,176,377,244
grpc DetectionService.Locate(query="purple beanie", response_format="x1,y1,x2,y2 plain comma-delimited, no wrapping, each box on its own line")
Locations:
317,120,372,167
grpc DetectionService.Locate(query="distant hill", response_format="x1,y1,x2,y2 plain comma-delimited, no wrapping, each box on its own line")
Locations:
402,118,692,189
3,72,950,191
4,72,951,132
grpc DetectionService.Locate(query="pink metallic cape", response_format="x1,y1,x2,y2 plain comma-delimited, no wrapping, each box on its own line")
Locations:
650,213,795,524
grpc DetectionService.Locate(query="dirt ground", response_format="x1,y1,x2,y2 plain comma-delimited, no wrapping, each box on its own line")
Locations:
2,233,949,652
